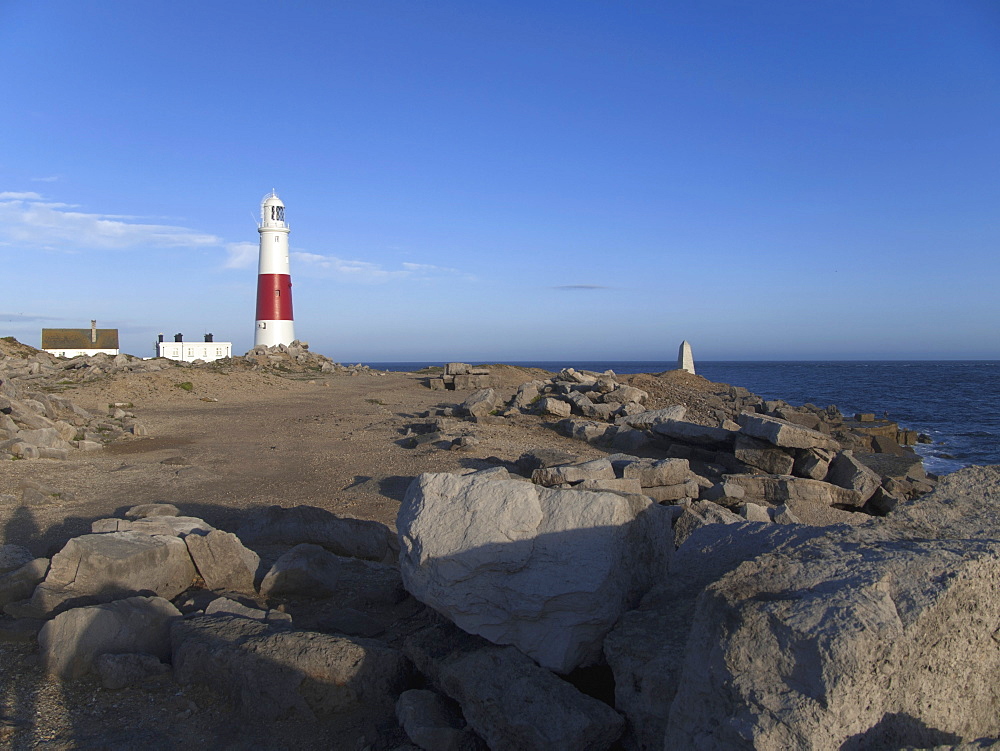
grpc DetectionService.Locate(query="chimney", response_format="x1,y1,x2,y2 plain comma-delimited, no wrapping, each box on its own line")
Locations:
204,333,213,343
91,319,97,344
158,333,164,343
174,333,183,343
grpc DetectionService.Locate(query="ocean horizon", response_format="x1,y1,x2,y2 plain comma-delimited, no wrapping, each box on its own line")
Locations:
363,359,1000,475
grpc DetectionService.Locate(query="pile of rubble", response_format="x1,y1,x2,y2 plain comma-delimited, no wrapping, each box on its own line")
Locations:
426,362,494,390
242,341,377,375
411,367,934,524
0,374,145,461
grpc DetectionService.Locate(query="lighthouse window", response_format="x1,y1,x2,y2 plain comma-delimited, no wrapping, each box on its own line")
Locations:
274,236,279,242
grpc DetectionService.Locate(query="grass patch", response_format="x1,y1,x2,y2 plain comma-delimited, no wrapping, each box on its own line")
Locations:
175,381,194,391
365,398,386,405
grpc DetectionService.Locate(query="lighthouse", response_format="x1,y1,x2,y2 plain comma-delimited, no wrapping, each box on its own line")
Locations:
254,191,295,347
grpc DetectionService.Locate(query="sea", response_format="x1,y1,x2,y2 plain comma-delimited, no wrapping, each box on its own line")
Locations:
364,360,1000,476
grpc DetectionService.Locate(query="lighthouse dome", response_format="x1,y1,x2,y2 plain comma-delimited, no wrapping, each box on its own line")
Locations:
261,190,284,208
260,190,287,226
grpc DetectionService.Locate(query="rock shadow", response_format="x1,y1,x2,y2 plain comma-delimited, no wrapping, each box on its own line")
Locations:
839,712,963,750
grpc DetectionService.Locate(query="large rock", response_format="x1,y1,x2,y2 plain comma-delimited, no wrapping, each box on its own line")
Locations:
184,529,260,594
537,397,572,418
172,615,413,721
398,469,672,673
0,557,49,608
737,412,840,450
259,543,405,606
10,532,196,617
510,381,542,411
603,384,648,405
396,689,484,751
405,624,624,751
38,595,180,679
672,501,744,548
621,406,687,430
620,457,690,488
733,434,795,475
652,419,738,446
236,505,397,563
91,515,214,537
460,388,497,418
606,470,1000,749
723,473,865,508
604,523,831,750
825,450,882,502
531,458,615,487
877,465,1000,540
664,528,1000,749
792,447,835,480
124,502,180,519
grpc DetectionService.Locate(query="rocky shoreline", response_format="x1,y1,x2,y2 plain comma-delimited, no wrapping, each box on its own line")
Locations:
1,339,998,750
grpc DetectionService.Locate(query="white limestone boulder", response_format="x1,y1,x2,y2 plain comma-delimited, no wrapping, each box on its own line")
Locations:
604,523,820,750
236,504,397,563
460,388,498,418
737,412,840,450
621,406,687,430
672,501,744,549
184,529,260,594
664,529,1000,749
0,557,49,608
38,595,180,680
652,419,738,446
90,515,214,537
723,473,865,508
531,458,615,487
172,615,413,721
9,532,196,618
733,434,795,475
825,450,882,502
397,469,672,673
405,623,624,751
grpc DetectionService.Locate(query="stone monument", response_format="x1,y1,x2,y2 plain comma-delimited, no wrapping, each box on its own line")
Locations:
677,340,695,375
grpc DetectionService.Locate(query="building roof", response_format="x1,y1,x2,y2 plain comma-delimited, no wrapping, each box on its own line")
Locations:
41,328,120,350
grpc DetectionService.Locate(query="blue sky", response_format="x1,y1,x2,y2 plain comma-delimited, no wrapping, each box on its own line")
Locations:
1,1,998,361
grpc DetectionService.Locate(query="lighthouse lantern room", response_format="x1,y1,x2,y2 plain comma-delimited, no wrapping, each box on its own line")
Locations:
254,191,295,347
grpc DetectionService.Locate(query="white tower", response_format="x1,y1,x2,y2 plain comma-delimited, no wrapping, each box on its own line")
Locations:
254,191,295,347
677,340,695,375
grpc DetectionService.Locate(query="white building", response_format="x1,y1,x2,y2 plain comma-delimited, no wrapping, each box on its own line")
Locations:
41,320,120,357
155,333,232,363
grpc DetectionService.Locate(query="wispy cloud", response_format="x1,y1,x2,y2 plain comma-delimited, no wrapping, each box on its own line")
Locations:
31,176,61,183
552,284,613,290
293,251,475,283
0,192,221,251
224,241,259,269
0,191,44,200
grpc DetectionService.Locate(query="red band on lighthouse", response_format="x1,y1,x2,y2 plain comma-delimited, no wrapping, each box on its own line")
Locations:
255,274,294,321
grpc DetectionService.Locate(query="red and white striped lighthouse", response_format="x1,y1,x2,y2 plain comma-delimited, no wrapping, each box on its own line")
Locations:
254,191,295,347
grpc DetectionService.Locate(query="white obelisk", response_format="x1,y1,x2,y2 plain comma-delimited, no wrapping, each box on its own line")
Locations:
678,340,695,375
